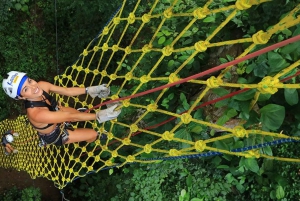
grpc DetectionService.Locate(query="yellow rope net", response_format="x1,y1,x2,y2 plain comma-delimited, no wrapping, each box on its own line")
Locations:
1,0,300,189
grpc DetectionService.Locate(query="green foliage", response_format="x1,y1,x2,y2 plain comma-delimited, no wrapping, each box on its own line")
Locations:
1,0,300,200
0,186,42,201
66,159,235,201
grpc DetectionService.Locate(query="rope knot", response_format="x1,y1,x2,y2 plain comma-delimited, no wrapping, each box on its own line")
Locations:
130,124,139,132
122,138,131,145
142,44,152,53
169,149,181,156
142,14,151,23
140,75,150,83
107,132,114,140
113,17,120,25
112,150,118,158
84,68,90,74
181,113,192,124
112,45,119,52
194,41,209,52
102,145,108,151
102,43,109,51
103,26,109,35
144,144,152,154
252,30,270,44
169,73,180,83
77,66,83,71
207,76,222,88
101,70,107,76
105,160,113,166
111,95,119,100
233,126,248,138
195,140,206,152
258,76,282,94
95,155,100,162
193,7,209,19
109,74,117,80
123,71,132,80
83,49,88,56
164,8,173,18
162,45,173,56
125,46,132,54
95,140,100,146
147,103,158,112
93,69,99,75
235,0,252,10
162,131,174,141
245,150,260,158
126,155,135,162
122,99,130,107
93,46,100,52
127,13,136,24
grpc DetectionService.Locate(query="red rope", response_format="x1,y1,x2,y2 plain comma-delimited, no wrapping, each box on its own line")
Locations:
86,35,300,150
89,34,300,110
105,69,300,147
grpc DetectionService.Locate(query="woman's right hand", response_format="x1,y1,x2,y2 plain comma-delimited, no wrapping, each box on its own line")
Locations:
96,103,121,123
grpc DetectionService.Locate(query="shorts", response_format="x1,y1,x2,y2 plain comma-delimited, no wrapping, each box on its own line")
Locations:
38,124,71,146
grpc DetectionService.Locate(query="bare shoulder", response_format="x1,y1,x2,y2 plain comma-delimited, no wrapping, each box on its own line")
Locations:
38,81,52,93
27,107,50,124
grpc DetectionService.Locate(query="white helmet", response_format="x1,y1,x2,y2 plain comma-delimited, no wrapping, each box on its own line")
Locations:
5,134,14,143
2,71,27,99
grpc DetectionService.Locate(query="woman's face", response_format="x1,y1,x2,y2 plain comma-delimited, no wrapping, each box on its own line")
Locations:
19,78,42,99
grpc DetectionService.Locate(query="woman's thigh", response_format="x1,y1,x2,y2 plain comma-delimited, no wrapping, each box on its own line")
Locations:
66,128,97,144
5,145,12,153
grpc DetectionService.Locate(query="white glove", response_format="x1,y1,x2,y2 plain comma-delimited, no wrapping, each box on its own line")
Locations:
87,84,110,98
96,103,121,123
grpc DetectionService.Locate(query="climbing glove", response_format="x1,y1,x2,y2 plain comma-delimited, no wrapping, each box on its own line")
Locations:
87,84,110,98
96,103,121,123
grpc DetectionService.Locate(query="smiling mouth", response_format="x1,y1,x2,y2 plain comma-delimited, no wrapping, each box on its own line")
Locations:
34,88,39,94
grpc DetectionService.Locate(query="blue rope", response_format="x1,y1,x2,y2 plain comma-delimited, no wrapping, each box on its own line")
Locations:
61,138,298,191
142,138,298,161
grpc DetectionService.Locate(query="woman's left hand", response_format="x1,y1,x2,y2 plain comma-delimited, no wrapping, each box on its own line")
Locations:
87,84,110,98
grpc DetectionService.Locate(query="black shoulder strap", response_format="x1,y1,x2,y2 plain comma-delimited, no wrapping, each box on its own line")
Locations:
24,100,52,110
43,91,58,109
24,90,57,111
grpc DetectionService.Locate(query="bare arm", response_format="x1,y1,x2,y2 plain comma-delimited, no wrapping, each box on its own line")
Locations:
38,81,85,97
28,108,96,124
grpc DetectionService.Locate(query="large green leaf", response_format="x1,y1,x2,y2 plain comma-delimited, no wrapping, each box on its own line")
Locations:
254,62,269,78
189,122,203,134
244,158,259,173
276,186,285,199
214,140,229,151
259,104,285,130
158,36,166,44
257,93,271,102
262,159,273,171
203,16,215,23
281,41,300,54
212,88,229,96
186,174,193,188
262,146,273,156
281,26,300,54
174,129,192,148
267,52,290,74
284,88,298,106
233,89,256,101
180,93,190,110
